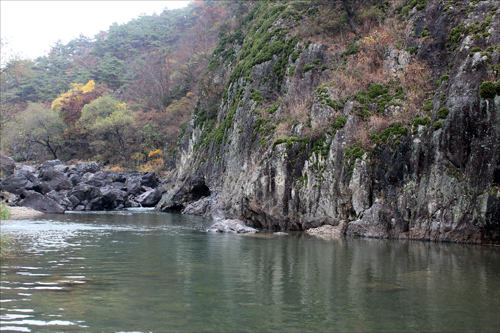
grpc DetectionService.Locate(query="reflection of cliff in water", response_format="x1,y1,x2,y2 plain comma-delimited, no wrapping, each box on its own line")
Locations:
1,212,499,332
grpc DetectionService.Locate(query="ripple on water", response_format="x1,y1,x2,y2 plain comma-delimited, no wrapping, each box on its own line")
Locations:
1,319,76,326
0,326,31,332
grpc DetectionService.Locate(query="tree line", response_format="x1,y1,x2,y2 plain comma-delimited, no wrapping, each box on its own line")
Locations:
1,0,236,170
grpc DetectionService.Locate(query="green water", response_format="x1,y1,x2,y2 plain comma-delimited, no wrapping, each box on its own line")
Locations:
1,210,499,332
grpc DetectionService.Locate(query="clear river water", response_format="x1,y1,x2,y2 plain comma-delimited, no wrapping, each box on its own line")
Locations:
1,210,499,332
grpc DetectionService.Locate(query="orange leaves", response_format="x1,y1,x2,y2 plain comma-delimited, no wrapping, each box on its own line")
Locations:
358,29,394,69
51,80,96,110
51,80,107,126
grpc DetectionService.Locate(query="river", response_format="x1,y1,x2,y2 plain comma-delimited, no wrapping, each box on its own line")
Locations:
1,210,499,332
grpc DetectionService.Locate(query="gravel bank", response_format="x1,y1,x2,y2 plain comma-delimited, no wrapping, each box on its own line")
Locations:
4,206,45,220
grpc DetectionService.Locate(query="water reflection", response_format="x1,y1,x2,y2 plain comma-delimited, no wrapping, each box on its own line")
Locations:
1,212,499,332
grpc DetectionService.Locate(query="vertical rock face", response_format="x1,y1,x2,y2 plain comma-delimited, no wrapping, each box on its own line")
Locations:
157,0,500,244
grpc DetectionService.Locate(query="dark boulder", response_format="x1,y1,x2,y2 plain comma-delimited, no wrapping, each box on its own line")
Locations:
83,170,123,187
83,171,113,187
125,177,142,195
141,172,158,188
32,181,54,195
86,197,104,211
68,195,81,208
46,190,71,208
68,173,81,186
38,168,72,191
68,184,101,202
0,154,15,177
100,186,128,209
1,173,35,195
19,190,65,214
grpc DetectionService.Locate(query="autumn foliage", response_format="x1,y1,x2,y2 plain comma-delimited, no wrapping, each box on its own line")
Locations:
52,80,108,126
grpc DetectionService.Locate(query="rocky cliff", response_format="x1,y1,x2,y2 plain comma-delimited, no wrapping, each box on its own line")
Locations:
157,0,500,244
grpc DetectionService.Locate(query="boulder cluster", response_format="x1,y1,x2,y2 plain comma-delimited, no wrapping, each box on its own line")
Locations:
0,155,162,214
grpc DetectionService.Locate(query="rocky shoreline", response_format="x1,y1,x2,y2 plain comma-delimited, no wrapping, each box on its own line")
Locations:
1,155,164,214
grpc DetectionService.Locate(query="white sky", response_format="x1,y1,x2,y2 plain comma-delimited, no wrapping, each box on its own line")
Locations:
1,1,191,61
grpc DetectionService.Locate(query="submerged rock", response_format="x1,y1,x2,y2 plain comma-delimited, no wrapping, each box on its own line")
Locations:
206,219,258,234
306,223,348,239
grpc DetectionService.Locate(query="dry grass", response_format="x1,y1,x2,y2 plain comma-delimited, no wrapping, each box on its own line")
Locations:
106,165,124,172
274,120,292,138
271,0,432,144
137,158,165,173
368,116,392,134
352,121,373,151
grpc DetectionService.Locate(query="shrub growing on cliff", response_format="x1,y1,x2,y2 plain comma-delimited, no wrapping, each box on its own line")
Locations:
368,83,388,99
478,81,500,99
437,107,449,119
332,116,347,130
433,120,442,131
422,100,433,111
411,116,431,133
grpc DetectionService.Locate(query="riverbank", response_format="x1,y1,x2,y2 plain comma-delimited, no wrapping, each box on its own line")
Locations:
4,206,45,220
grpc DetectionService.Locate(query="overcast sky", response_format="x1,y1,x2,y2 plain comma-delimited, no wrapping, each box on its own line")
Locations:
1,1,191,61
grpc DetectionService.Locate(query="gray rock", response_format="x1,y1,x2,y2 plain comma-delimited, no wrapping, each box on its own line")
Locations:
182,196,212,216
140,171,158,188
100,186,128,209
68,184,101,202
19,190,65,214
1,173,34,195
74,205,85,211
38,168,72,191
15,164,36,174
0,154,15,177
126,177,142,195
86,197,104,211
53,164,69,173
68,195,80,207
32,181,54,195
68,173,81,186
39,159,64,170
75,162,100,175
136,189,161,207
206,219,258,234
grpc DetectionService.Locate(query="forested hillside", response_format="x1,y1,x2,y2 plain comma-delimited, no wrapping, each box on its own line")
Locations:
1,0,235,167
